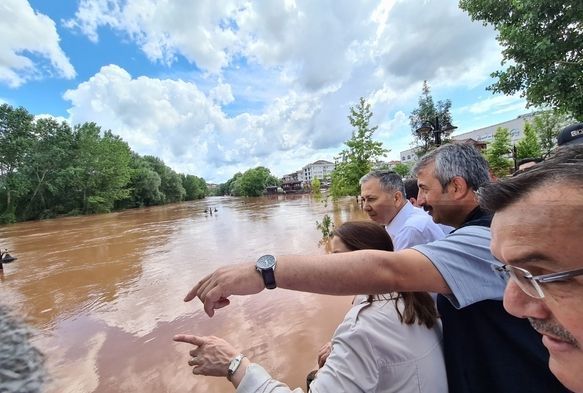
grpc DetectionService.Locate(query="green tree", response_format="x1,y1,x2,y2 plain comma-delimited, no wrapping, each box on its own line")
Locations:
485,127,513,177
72,125,133,213
236,166,279,197
311,178,321,195
392,162,411,178
530,110,574,157
182,174,207,200
409,81,454,155
459,0,583,119
516,123,542,160
19,118,75,219
0,104,35,222
330,97,388,198
142,156,186,203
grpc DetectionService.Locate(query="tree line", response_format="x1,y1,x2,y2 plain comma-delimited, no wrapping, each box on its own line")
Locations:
0,104,208,224
214,166,280,197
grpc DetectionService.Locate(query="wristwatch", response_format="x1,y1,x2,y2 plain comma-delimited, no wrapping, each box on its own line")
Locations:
256,254,277,289
227,353,246,381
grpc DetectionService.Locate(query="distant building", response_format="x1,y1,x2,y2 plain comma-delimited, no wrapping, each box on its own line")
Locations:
281,171,303,193
302,160,335,183
281,159,335,192
400,113,536,164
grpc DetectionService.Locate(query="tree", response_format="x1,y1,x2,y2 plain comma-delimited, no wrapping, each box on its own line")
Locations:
530,110,574,157
142,156,185,203
311,178,321,195
67,125,132,214
19,118,75,219
459,1,583,119
330,98,388,198
0,104,35,222
236,167,279,197
182,174,207,200
485,127,513,177
392,162,411,178
409,81,454,155
516,123,542,160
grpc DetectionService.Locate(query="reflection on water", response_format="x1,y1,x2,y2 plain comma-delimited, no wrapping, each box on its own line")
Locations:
0,195,367,393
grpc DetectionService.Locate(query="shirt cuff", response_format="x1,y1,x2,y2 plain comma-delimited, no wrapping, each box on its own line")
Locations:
236,363,273,393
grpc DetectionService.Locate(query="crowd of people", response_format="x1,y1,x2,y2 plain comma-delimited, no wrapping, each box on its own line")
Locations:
175,123,583,392
2,123,582,393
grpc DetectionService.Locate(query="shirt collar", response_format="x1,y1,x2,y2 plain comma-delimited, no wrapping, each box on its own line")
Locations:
385,201,413,238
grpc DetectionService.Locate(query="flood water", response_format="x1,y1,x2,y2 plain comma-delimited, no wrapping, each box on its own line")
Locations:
0,194,368,393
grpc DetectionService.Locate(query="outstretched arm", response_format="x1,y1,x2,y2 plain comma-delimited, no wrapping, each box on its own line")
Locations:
185,249,450,317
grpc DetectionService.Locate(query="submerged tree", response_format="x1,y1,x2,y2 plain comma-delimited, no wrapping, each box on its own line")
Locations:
330,97,388,198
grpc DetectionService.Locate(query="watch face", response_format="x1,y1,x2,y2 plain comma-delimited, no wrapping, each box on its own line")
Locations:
257,254,276,269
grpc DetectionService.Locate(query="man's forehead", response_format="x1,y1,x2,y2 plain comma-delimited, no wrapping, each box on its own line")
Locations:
416,165,436,184
362,178,381,189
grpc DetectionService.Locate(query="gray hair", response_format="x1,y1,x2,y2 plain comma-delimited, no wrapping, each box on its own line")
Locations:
359,171,405,196
413,143,489,191
0,305,46,393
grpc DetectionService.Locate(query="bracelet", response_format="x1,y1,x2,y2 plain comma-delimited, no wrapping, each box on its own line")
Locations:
227,354,246,381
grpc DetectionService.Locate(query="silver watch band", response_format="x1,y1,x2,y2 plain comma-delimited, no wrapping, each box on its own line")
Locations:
227,353,246,381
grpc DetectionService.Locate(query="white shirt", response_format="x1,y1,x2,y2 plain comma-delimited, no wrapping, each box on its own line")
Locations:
237,297,447,393
385,202,445,251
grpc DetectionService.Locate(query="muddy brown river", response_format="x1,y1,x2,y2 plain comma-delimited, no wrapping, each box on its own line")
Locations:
0,195,368,392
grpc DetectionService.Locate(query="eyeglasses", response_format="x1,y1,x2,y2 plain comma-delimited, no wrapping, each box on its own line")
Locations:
493,264,583,299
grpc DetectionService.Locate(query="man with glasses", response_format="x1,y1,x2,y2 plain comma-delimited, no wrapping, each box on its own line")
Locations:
480,145,583,392
186,144,567,392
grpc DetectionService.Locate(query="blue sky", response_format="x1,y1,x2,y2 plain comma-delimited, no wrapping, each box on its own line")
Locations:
0,0,529,183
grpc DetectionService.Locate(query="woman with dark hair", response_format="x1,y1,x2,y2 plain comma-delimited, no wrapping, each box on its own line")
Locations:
174,221,446,393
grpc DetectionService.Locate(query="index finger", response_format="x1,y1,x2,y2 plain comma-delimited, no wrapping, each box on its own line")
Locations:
184,274,211,302
173,334,206,346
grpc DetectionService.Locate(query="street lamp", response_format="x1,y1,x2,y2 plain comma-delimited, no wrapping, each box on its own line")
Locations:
415,116,457,147
511,144,518,171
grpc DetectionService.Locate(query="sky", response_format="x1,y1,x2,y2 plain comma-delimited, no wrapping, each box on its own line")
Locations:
0,0,530,183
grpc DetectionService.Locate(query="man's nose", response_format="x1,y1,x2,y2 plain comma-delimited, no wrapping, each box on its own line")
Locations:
503,280,550,320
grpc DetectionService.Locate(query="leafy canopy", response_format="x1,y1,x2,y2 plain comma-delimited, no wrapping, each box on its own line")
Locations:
459,0,583,119
409,81,454,155
515,122,541,160
485,127,514,177
330,97,388,198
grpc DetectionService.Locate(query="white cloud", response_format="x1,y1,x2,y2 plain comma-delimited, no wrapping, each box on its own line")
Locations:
209,81,234,105
63,65,340,181
64,0,241,72
458,94,527,115
0,0,75,87
57,0,528,181
35,113,69,124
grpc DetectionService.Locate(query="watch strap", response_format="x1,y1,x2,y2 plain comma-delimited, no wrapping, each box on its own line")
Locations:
227,354,246,381
261,268,277,289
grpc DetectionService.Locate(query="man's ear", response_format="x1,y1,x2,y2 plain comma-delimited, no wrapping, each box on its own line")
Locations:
395,191,405,204
450,176,469,197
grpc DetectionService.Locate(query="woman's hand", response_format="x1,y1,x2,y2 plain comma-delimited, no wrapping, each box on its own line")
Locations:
173,335,240,377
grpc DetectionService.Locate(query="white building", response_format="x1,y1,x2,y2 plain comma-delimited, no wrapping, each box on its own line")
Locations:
301,159,335,183
400,113,536,164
